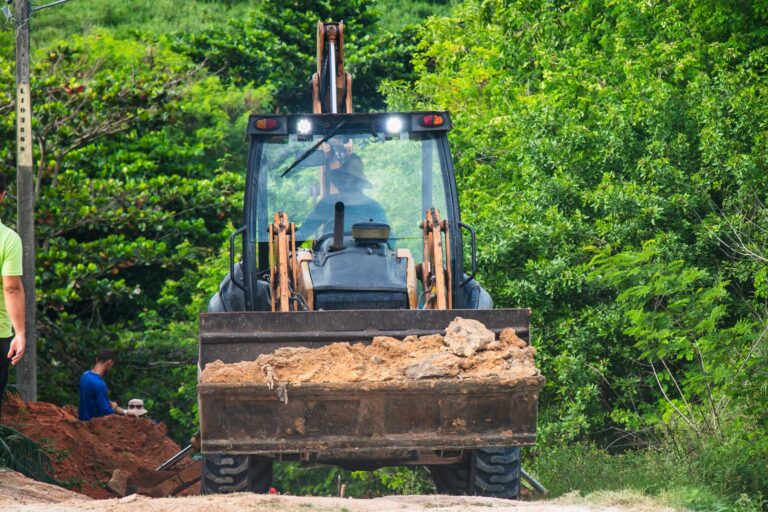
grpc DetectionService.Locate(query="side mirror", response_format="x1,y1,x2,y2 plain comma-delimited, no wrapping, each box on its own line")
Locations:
459,222,476,287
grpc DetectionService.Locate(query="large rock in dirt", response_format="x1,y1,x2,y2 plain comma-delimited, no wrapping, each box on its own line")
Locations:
403,353,461,379
108,469,132,497
444,317,496,357
499,328,527,348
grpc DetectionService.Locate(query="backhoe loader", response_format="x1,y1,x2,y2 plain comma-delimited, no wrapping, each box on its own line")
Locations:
197,22,544,499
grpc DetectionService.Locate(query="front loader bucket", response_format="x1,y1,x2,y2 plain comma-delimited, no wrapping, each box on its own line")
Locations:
198,309,543,456
199,309,531,366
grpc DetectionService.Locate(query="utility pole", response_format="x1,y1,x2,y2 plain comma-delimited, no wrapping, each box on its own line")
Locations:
14,0,37,402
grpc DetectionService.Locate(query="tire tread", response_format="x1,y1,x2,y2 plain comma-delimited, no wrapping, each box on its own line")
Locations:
429,447,521,499
202,454,273,494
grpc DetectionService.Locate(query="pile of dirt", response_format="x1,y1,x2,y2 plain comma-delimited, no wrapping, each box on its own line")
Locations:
1,396,190,499
201,317,539,385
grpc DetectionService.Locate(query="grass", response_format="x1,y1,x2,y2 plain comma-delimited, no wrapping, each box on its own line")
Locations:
21,0,453,50
555,489,688,511
38,436,69,463
526,443,766,512
59,476,82,491
371,0,457,32
24,0,255,47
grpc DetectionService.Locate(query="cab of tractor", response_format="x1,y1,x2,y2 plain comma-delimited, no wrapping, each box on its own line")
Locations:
210,111,493,314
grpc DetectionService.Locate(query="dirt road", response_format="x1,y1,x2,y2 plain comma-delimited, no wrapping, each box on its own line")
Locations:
1,470,683,512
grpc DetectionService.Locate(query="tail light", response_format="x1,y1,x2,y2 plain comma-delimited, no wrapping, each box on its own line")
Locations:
419,114,445,127
255,118,279,130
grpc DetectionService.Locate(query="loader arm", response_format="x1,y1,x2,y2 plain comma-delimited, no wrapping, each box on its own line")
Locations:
312,22,352,114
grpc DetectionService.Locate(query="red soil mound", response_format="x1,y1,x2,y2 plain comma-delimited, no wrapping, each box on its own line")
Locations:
1,395,185,499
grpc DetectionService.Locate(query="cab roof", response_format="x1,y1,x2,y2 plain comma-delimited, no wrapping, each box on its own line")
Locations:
246,111,452,138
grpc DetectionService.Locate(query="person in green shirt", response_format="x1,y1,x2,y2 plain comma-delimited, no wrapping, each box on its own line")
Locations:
0,174,25,419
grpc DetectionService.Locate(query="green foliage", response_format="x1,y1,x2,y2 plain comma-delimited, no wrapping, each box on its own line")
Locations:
528,443,686,498
174,0,419,112
25,0,255,48
0,423,58,485
588,241,759,438
528,441,766,512
354,466,434,495
392,0,768,504
274,463,433,497
0,30,260,443
372,0,456,32
1,0,766,503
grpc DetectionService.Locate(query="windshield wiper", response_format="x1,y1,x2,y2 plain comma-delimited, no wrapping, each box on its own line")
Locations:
280,119,349,178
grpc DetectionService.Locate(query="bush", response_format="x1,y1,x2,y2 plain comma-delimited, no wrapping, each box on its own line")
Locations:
0,423,58,485
527,436,766,511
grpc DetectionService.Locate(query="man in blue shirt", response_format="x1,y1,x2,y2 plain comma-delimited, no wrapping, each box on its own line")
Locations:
78,349,127,420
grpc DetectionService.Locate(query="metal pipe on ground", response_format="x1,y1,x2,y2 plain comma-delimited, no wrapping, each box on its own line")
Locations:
521,467,548,495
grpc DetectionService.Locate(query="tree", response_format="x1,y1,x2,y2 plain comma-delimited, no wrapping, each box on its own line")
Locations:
386,1,768,498
174,0,418,113
0,30,270,441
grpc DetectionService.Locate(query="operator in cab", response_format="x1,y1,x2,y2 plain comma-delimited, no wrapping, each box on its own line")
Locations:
295,154,387,241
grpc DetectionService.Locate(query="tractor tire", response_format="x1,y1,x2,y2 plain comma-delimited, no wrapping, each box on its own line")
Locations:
429,447,521,499
201,454,273,494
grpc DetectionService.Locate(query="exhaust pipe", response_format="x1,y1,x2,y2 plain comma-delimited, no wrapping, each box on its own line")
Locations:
331,201,345,251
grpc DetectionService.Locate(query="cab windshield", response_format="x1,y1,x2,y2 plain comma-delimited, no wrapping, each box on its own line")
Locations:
251,132,450,261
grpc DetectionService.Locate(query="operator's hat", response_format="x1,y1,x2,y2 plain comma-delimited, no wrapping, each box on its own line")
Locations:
335,154,372,189
126,398,148,417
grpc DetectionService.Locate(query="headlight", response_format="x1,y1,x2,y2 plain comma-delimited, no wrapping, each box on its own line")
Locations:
385,116,403,134
297,119,312,135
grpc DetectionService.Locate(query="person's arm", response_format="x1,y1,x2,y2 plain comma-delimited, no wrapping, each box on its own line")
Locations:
110,400,128,415
4,275,25,365
3,231,25,366
94,379,116,416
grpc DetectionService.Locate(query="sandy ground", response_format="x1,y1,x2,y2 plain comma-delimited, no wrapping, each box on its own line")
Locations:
1,470,684,512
